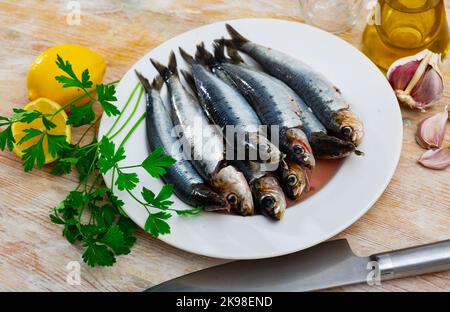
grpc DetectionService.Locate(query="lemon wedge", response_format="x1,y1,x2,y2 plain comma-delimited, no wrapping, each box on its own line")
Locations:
12,98,71,164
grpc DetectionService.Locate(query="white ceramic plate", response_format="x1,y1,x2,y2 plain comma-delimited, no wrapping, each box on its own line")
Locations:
98,18,402,260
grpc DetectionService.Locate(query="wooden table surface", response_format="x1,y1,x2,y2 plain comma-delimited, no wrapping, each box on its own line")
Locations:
0,0,449,292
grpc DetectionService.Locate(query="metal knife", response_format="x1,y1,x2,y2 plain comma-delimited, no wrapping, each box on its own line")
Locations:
146,239,450,292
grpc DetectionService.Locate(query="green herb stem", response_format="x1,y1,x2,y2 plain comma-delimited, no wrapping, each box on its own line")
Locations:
105,82,140,138
109,86,144,140
117,112,146,150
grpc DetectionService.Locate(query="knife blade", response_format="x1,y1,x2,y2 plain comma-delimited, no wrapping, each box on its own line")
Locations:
147,239,450,292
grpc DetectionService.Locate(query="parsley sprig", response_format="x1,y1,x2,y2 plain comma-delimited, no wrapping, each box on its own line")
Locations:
0,55,200,267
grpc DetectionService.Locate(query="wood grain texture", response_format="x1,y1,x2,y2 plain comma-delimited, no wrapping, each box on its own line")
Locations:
0,0,449,292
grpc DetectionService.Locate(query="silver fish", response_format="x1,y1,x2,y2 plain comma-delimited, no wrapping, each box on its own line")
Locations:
223,24,364,146
136,71,228,211
150,53,254,216
211,41,316,168
179,45,281,168
232,160,286,220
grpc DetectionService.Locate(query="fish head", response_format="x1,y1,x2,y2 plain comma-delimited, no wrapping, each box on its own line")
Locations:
282,128,315,169
212,166,254,216
309,132,356,159
192,184,230,212
336,110,364,146
252,175,286,220
279,160,309,200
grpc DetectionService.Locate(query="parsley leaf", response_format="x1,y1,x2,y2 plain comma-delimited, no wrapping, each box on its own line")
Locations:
101,226,130,255
11,108,43,123
174,208,203,216
55,55,93,89
144,212,171,237
46,133,67,158
17,128,43,145
67,103,95,127
49,213,65,225
116,171,139,191
97,84,120,117
0,126,15,151
22,135,45,172
51,160,73,175
42,116,57,130
82,243,116,267
97,136,126,174
142,185,174,210
141,147,176,178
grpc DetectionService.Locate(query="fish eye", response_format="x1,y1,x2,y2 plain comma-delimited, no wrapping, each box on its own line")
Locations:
287,174,298,186
227,193,238,205
341,126,353,138
261,195,275,209
293,145,304,155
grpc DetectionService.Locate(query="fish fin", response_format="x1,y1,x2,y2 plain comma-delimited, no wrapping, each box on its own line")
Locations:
151,75,164,91
179,47,195,65
226,46,244,64
135,70,151,92
225,24,249,48
180,69,197,93
195,42,216,68
150,52,178,81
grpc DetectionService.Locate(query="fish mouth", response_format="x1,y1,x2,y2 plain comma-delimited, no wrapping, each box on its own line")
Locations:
252,175,286,220
309,132,356,159
279,161,309,200
336,111,364,146
282,128,315,169
211,166,254,216
192,184,230,212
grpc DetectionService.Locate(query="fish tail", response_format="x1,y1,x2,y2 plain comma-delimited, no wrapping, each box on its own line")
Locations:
180,69,197,93
135,70,151,92
213,38,228,63
226,46,244,64
179,47,195,65
151,75,164,91
195,42,216,68
150,51,178,81
225,24,249,48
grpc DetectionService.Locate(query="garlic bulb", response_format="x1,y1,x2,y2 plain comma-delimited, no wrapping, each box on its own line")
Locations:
415,111,448,149
419,147,450,170
387,50,444,110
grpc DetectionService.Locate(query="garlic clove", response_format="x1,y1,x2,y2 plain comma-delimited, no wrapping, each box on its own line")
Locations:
389,60,420,91
419,147,450,170
387,50,444,110
415,111,448,149
409,67,444,108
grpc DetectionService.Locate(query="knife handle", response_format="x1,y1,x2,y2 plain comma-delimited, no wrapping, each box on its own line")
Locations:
370,240,450,281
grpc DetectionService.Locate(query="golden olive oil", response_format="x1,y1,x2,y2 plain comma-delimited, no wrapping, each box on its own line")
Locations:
362,0,449,70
